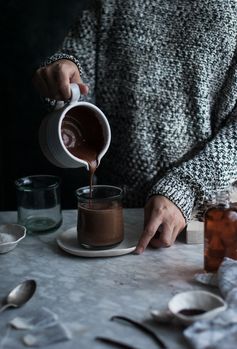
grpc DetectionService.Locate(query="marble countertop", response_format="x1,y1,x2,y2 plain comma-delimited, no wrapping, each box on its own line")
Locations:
0,209,207,349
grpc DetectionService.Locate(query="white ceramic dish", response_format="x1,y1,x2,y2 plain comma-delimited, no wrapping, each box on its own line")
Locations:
0,224,26,254
168,290,227,325
57,227,139,257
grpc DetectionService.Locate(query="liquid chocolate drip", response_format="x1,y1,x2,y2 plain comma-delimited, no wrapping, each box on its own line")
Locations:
61,106,105,194
61,106,124,249
178,309,206,316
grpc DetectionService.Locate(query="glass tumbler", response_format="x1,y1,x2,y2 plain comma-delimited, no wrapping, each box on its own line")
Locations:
76,185,124,249
15,175,62,233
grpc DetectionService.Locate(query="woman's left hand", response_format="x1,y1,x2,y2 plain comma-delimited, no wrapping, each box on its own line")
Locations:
135,195,186,254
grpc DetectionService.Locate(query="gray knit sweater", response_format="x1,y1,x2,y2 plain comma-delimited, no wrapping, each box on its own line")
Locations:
47,0,237,221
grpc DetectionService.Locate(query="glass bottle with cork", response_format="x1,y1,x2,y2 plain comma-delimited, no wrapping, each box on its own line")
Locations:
204,187,237,272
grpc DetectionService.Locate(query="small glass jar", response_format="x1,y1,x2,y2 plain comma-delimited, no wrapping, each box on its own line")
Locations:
15,175,62,233
76,185,124,249
204,190,237,272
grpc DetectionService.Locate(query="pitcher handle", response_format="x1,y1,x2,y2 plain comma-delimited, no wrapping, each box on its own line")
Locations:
55,83,81,110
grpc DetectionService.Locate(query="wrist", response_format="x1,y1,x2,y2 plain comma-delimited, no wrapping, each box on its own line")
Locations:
42,52,83,77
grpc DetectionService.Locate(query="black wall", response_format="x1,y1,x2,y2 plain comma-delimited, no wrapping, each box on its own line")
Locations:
0,0,89,210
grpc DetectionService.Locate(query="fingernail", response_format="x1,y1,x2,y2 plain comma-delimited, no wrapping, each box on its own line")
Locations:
134,247,144,255
81,84,89,95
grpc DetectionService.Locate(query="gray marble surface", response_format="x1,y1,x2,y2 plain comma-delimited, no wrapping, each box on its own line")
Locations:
0,209,210,349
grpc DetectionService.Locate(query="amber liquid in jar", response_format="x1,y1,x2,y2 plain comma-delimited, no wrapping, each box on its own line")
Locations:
204,203,237,272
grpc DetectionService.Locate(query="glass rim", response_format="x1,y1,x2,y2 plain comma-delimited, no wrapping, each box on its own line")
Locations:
15,175,61,191
75,185,123,200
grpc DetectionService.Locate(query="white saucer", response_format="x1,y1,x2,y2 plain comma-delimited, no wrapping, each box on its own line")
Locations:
56,227,140,257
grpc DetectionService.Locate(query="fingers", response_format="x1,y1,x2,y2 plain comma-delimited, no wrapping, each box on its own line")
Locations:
171,226,182,244
136,221,174,253
33,66,63,99
70,68,89,95
32,59,89,101
42,66,61,99
149,223,174,248
33,72,49,98
53,67,71,100
135,209,163,254
135,195,186,254
78,83,89,96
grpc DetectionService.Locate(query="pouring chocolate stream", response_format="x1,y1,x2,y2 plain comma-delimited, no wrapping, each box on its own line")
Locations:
61,105,105,196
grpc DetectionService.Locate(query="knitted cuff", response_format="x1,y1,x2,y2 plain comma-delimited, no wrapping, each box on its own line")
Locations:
148,173,196,222
43,52,83,77
41,52,84,109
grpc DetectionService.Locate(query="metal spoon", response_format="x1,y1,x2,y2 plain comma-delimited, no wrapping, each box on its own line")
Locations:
0,279,37,313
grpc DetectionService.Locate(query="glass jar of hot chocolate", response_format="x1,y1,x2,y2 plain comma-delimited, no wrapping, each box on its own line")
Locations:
76,185,124,249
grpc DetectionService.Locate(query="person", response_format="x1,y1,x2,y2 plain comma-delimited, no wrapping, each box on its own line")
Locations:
33,0,237,254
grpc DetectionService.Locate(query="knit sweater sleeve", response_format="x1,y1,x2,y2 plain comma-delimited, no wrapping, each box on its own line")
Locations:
149,106,237,222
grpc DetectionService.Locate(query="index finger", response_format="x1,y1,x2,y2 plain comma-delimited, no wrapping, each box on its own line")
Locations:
54,67,73,100
135,210,163,254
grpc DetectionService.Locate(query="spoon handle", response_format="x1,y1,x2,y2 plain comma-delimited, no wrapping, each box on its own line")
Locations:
0,303,15,313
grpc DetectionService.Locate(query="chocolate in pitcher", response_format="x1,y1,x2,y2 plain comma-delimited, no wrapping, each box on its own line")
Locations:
61,105,105,189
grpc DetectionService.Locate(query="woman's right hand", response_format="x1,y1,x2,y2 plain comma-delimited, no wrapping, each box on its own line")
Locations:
32,59,88,101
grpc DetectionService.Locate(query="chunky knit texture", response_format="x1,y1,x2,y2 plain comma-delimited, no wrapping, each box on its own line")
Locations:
47,0,237,221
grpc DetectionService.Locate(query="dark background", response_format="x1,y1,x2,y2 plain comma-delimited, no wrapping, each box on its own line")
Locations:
0,0,89,210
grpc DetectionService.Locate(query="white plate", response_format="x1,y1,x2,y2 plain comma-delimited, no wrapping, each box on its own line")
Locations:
56,227,140,257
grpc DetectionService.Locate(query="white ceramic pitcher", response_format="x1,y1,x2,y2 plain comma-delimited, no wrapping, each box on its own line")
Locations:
39,83,111,169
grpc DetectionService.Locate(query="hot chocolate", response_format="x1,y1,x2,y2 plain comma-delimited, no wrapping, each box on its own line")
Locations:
61,106,124,249
77,202,124,248
76,185,124,249
61,105,105,188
